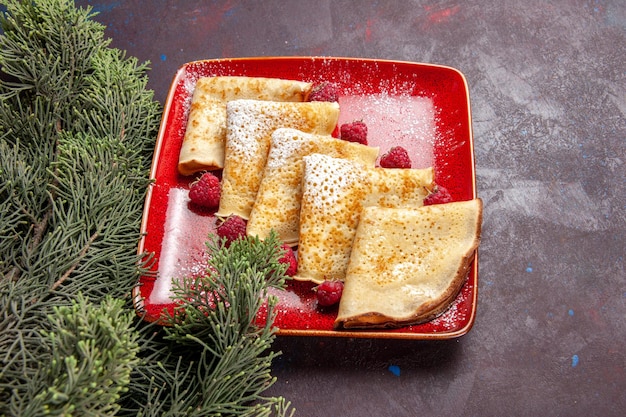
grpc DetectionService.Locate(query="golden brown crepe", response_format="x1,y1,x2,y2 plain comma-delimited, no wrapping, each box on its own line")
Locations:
178,76,312,176
334,199,482,329
295,153,434,284
215,100,340,220
246,128,379,245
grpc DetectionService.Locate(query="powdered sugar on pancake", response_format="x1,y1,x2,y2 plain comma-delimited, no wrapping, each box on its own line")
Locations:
226,99,297,161
217,100,340,219
264,130,305,171
301,153,365,208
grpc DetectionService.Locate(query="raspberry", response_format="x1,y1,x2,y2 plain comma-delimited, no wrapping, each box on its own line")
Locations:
188,172,221,208
307,82,339,102
315,280,344,307
379,146,412,168
278,244,297,276
423,185,453,205
340,120,368,145
216,215,247,247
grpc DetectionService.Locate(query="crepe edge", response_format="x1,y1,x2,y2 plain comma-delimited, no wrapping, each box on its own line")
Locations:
333,198,483,330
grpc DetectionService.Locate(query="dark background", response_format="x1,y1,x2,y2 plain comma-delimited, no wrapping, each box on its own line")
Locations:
75,1,625,416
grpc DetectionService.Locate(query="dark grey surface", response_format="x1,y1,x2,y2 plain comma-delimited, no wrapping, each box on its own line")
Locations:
77,0,625,415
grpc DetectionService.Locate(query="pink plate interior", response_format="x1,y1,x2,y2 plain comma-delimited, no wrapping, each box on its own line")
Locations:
134,57,477,339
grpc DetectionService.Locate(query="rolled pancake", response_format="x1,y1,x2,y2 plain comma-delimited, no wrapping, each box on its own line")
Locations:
246,128,379,245
178,76,312,175
295,153,434,284
216,100,340,220
334,199,483,329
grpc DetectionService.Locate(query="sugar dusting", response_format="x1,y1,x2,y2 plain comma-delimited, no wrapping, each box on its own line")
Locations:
338,94,437,169
149,187,214,304
263,284,321,330
267,286,312,312
429,284,471,331
265,128,307,171
181,67,205,111
302,153,362,208
225,100,270,161
172,67,205,139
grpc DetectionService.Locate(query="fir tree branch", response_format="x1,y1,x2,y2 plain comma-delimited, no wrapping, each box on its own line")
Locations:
20,294,141,416
50,228,99,291
158,232,294,416
1,2,293,416
1,0,160,413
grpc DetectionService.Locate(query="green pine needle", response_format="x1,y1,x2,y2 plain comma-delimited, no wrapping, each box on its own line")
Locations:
0,1,293,416
24,294,140,416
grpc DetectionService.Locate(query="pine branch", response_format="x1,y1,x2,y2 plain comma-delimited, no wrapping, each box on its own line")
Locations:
20,294,141,416
0,0,159,413
151,233,294,417
1,1,294,416
51,229,99,291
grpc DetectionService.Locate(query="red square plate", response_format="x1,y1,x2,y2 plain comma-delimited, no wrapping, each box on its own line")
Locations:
133,57,477,339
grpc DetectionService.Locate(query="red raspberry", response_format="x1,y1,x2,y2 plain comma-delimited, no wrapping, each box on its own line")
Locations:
216,215,247,247
307,82,339,102
315,280,344,307
188,172,221,208
340,120,368,145
278,244,297,276
379,146,412,168
423,185,453,205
